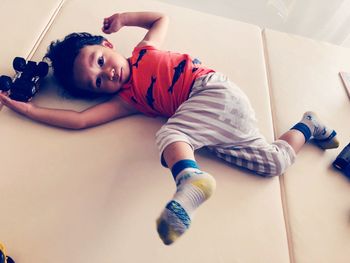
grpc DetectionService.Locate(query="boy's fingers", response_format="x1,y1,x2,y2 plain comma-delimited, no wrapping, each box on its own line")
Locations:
0,93,12,106
102,22,111,33
0,88,12,111
103,17,110,26
0,96,6,110
102,27,111,34
0,96,8,106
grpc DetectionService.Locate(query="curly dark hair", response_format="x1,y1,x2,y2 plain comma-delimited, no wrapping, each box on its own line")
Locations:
44,32,106,98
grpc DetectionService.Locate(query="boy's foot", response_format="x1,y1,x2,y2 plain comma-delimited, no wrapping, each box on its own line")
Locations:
156,170,216,245
299,111,339,149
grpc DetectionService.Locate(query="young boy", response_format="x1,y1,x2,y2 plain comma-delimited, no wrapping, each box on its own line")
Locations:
0,11,339,245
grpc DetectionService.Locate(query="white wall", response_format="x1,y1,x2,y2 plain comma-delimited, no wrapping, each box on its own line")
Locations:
158,0,350,48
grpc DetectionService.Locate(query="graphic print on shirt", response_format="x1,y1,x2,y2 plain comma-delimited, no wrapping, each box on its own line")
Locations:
132,49,147,68
146,76,157,110
168,59,187,93
192,58,201,73
131,96,138,104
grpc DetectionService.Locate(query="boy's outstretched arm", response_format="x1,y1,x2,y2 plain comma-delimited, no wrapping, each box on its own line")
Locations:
0,93,138,129
102,12,169,49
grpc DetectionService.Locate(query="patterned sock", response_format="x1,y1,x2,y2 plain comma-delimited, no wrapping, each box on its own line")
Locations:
291,111,339,149
156,159,216,245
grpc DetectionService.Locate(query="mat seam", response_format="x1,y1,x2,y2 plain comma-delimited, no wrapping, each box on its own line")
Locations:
261,28,295,263
26,0,66,60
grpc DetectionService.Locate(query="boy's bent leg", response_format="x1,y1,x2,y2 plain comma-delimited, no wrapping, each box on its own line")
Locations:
267,111,338,166
157,141,216,245
209,110,339,177
209,138,296,177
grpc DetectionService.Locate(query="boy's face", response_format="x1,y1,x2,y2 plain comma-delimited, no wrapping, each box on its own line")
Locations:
73,41,130,94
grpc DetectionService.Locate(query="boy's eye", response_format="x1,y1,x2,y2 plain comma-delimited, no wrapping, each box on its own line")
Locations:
98,56,104,67
96,77,102,88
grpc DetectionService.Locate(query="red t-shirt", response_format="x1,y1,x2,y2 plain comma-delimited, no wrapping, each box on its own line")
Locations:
119,45,214,117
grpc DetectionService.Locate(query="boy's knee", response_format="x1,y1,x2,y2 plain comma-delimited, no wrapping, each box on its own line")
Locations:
264,150,292,177
261,140,296,177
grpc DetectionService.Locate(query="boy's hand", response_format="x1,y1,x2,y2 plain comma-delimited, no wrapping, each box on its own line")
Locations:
102,13,124,34
0,92,33,115
101,12,168,49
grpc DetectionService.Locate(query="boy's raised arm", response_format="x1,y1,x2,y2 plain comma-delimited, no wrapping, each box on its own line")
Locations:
0,93,137,129
102,12,169,49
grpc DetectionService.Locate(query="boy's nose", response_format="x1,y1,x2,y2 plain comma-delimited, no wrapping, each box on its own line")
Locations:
104,68,115,81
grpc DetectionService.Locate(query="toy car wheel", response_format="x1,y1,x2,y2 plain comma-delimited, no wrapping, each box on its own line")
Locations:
13,57,26,72
37,61,49,77
0,75,12,91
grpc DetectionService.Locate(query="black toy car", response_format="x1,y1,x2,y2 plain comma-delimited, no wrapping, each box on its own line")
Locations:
0,57,48,102
333,143,350,179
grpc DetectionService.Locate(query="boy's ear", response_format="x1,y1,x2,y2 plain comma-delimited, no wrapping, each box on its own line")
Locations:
102,40,114,49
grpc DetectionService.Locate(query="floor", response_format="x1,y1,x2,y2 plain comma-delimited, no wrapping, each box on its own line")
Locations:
159,0,350,48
